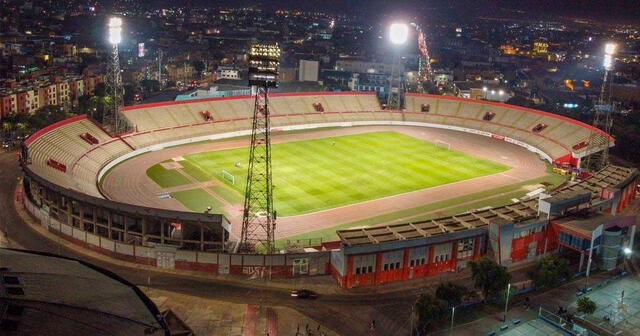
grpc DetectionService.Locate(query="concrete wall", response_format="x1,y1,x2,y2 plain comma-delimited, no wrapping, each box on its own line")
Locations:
23,193,330,279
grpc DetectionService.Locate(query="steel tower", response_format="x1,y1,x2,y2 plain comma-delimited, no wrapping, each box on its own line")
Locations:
387,23,408,110
240,44,281,253
105,17,125,133
584,43,616,171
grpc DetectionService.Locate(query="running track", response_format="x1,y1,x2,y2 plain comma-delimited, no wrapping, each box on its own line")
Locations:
101,126,547,239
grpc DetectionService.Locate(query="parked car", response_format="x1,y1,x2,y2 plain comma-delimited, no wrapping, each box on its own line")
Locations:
290,289,318,299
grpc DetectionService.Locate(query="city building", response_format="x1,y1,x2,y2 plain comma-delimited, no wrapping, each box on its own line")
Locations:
298,60,319,82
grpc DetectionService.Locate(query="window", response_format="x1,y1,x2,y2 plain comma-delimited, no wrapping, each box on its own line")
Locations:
353,254,376,275
409,246,428,267
483,112,496,121
457,238,475,259
434,243,452,263
382,250,403,271
532,123,548,133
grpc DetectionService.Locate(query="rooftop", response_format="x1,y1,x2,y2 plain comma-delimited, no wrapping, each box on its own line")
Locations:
337,165,638,247
0,248,166,336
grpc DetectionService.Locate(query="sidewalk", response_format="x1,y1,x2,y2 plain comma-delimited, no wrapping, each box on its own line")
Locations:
430,272,620,336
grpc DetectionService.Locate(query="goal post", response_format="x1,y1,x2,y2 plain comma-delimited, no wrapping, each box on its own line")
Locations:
221,170,235,185
435,140,451,150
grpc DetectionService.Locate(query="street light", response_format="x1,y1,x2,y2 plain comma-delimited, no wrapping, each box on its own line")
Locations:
623,247,632,256
450,306,455,335
503,283,511,323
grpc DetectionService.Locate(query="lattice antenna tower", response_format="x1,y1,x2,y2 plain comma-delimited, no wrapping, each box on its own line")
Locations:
105,17,125,133
239,44,281,253
584,43,616,171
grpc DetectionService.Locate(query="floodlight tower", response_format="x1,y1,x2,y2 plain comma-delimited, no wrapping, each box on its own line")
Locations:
106,17,125,133
584,43,616,171
239,43,281,253
388,23,408,110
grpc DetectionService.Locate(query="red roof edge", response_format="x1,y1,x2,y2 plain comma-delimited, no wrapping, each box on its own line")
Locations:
120,91,376,112
24,115,88,146
405,93,614,142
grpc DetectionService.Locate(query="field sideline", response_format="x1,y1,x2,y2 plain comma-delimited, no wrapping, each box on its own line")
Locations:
146,131,509,217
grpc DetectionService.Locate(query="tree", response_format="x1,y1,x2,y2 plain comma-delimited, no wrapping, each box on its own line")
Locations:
469,257,511,300
15,122,28,136
435,282,467,307
528,255,571,288
577,296,597,315
414,293,448,331
29,106,74,130
94,83,107,97
2,122,12,136
123,84,135,105
140,79,160,93
192,60,205,75
506,95,533,108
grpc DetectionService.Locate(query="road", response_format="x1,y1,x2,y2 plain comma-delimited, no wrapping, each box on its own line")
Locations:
0,151,417,336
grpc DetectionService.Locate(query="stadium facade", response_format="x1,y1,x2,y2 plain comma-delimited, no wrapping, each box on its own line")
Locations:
19,92,638,288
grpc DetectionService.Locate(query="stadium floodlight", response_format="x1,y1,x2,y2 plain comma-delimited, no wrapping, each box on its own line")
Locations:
247,43,281,88
604,43,617,56
603,43,616,70
389,23,409,45
108,17,122,45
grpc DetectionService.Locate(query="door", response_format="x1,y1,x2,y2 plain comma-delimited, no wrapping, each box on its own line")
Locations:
528,242,538,259
292,258,309,276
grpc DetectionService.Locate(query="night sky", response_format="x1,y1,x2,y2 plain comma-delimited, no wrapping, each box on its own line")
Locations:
178,0,640,24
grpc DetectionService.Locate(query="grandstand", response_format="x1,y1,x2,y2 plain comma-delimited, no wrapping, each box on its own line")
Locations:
18,91,637,288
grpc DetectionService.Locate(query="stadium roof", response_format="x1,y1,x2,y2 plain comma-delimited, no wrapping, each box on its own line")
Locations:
337,165,638,247
0,248,167,336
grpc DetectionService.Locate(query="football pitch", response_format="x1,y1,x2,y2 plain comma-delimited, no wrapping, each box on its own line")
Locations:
147,131,510,216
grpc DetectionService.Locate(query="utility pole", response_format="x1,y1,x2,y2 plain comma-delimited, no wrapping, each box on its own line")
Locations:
157,49,163,89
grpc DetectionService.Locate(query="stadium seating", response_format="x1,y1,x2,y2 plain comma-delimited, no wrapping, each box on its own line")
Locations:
404,94,611,160
25,92,612,201
24,116,134,197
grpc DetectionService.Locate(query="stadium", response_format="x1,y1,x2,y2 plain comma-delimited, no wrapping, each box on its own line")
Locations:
19,91,638,288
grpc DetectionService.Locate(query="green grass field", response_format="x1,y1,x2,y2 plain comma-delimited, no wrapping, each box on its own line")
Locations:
146,164,191,188
154,131,509,217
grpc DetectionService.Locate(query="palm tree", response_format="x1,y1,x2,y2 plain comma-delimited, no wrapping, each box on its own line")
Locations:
1,122,11,142
2,121,11,134
15,123,28,136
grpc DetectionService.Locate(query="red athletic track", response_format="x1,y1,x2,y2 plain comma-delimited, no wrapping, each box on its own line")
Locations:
101,125,547,240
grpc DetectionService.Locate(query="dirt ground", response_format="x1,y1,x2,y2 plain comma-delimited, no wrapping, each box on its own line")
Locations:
101,126,547,239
